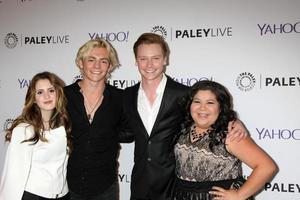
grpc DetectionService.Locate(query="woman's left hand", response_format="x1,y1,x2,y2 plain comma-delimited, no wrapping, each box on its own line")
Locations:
209,186,243,200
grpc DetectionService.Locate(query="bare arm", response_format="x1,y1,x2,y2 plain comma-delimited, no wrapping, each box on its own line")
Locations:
210,136,278,200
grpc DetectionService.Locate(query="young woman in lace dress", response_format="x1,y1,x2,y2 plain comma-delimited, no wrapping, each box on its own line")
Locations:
172,80,277,200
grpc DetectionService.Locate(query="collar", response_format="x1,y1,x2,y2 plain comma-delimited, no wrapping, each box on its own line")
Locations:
139,74,167,94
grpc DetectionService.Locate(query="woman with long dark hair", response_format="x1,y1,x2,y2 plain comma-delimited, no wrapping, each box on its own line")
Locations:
0,71,71,200
172,80,277,200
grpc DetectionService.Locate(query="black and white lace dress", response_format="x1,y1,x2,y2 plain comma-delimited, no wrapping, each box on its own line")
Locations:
173,128,252,200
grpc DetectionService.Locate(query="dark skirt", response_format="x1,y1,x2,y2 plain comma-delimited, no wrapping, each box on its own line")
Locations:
172,177,254,200
22,191,70,200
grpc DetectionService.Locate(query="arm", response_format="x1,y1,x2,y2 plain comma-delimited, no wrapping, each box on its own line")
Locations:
117,99,135,143
210,136,278,200
118,90,135,143
226,119,248,142
0,125,34,200
118,129,135,143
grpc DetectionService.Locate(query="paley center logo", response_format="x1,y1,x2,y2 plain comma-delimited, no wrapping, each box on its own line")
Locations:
72,74,83,83
258,21,300,36
118,173,130,183
4,33,19,48
74,74,138,89
265,181,300,193
256,128,300,140
261,75,300,88
3,118,14,131
23,34,70,45
173,26,232,40
107,79,139,89
88,31,130,42
235,72,256,92
151,26,168,39
4,32,70,48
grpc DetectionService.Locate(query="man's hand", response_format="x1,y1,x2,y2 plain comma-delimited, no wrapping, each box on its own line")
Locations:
227,119,248,142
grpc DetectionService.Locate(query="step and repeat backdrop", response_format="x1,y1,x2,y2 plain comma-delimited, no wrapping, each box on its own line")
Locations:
0,0,299,199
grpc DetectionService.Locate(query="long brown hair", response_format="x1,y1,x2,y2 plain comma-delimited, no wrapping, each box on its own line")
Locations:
174,80,237,150
5,71,72,149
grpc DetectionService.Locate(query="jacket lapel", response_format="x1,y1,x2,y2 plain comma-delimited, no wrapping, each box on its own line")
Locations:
129,83,149,138
149,77,172,137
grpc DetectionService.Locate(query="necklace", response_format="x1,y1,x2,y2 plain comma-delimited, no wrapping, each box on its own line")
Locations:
80,88,103,123
190,124,210,143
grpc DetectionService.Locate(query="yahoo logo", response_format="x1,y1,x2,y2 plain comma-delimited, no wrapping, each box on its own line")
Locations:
89,31,129,42
258,22,300,36
172,77,213,86
256,128,300,140
18,78,31,89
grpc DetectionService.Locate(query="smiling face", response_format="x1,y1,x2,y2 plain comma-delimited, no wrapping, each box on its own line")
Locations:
79,47,111,83
190,90,220,132
135,43,167,84
35,79,57,115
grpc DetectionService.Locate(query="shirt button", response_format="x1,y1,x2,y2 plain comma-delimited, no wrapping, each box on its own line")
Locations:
148,141,151,144
147,157,151,162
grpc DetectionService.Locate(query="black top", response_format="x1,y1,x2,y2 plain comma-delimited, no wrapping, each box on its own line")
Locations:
65,81,124,197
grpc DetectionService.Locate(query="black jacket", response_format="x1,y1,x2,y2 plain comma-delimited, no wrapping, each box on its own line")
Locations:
121,76,189,200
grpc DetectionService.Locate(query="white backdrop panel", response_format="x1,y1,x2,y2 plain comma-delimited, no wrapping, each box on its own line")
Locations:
0,0,299,199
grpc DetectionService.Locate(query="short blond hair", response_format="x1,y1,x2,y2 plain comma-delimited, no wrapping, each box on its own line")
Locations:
75,38,120,78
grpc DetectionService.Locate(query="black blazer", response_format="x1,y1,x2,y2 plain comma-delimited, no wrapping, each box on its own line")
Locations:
122,76,189,200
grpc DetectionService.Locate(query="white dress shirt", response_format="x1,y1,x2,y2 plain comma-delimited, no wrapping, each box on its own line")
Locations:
138,74,167,135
